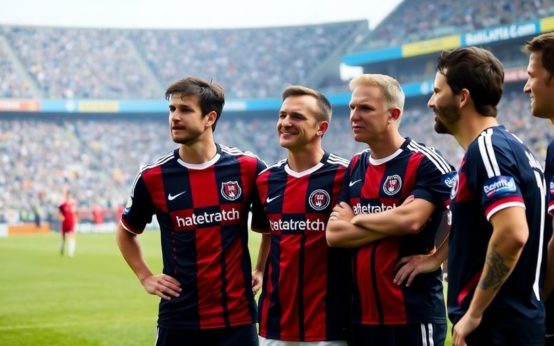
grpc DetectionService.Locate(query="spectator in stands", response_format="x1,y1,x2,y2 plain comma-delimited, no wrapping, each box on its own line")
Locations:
524,31,554,346
358,0,554,50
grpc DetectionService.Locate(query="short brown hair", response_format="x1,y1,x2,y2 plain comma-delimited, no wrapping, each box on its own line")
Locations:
165,77,225,131
282,85,332,122
525,32,554,79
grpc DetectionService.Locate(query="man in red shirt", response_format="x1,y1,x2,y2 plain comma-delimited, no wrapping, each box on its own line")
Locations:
58,190,77,256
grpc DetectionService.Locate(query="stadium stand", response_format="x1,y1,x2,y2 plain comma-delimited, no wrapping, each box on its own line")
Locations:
351,0,554,51
0,21,367,99
0,0,553,229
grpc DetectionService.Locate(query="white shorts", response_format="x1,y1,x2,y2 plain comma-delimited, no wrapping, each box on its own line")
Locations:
259,336,348,346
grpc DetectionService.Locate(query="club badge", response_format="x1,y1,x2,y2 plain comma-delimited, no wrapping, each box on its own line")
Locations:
221,181,242,201
309,189,331,211
383,174,402,196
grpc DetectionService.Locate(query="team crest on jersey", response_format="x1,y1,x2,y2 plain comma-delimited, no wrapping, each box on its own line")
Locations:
550,179,554,196
308,189,331,211
221,181,242,201
383,175,402,196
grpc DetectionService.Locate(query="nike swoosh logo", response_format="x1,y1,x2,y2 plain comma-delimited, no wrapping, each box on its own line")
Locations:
349,179,362,187
168,191,187,201
266,195,281,204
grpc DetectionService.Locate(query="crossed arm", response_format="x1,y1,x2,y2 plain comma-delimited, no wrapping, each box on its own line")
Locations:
325,197,435,248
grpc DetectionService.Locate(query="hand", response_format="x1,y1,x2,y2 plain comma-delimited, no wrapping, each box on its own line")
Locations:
141,274,182,300
329,202,354,222
452,312,482,346
251,269,263,296
394,250,440,287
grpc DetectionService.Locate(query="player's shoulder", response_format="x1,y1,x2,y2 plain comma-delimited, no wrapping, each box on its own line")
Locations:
139,149,176,174
405,138,454,173
259,158,286,176
468,126,523,157
351,148,371,161
219,143,265,163
326,152,349,168
345,148,371,169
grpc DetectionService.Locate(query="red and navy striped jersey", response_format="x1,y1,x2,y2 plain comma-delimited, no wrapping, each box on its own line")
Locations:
256,152,351,341
121,144,268,330
340,138,454,325
447,126,546,328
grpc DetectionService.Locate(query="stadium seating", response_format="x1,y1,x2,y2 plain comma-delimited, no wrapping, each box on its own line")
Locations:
1,21,366,99
352,0,554,50
0,1,552,226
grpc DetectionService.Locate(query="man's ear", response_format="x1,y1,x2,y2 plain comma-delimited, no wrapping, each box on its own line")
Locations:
388,107,401,123
205,111,217,128
317,121,329,136
459,88,471,109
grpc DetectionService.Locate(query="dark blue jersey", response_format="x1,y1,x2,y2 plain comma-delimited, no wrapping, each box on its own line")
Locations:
121,144,268,330
256,152,351,341
340,138,454,325
546,140,554,216
448,126,546,337
545,140,554,336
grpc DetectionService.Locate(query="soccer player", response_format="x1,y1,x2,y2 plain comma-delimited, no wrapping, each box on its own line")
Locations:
326,74,454,346
116,77,268,346
58,189,77,256
253,85,351,346
524,32,554,346
425,47,546,346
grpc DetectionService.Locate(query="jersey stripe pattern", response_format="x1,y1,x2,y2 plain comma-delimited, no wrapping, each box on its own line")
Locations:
448,126,546,337
341,138,454,325
257,152,351,341
121,144,268,330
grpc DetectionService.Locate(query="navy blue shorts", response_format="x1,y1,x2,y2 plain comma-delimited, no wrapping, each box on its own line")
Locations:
156,324,258,346
453,312,544,346
350,322,446,346
546,297,554,346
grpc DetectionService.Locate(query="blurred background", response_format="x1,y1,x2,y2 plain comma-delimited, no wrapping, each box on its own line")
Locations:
0,0,552,236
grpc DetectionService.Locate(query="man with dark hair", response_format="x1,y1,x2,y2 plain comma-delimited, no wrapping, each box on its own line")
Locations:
524,32,554,346
426,47,546,345
116,77,268,346
253,85,351,346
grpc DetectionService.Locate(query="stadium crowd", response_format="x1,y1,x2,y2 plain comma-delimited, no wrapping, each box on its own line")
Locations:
357,0,554,50
1,90,549,226
0,21,365,99
0,1,552,233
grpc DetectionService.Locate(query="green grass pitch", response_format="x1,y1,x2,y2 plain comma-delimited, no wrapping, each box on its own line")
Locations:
0,231,451,345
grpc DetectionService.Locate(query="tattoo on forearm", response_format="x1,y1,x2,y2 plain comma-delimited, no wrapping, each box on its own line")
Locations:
479,249,510,290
